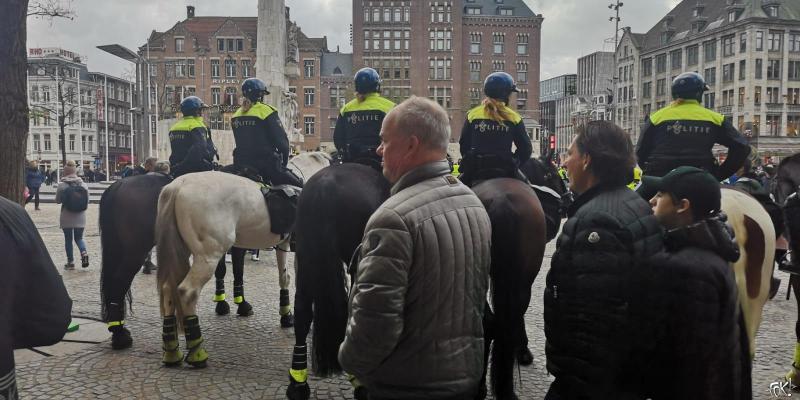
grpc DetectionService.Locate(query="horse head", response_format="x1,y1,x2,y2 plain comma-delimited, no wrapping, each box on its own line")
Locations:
775,153,800,205
520,157,567,197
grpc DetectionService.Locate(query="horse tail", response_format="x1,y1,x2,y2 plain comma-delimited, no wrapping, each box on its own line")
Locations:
99,181,132,322
155,183,191,324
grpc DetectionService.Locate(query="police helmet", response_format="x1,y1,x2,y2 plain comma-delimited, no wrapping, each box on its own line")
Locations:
241,78,270,102
671,72,709,102
180,96,208,116
483,72,520,101
354,67,382,94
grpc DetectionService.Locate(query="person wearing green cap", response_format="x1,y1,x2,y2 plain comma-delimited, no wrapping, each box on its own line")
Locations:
642,166,750,400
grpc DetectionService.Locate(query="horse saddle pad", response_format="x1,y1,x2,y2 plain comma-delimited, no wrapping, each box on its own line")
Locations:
261,185,302,235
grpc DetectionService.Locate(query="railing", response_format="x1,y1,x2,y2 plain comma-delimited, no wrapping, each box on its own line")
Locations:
787,104,800,113
766,103,784,112
717,105,733,114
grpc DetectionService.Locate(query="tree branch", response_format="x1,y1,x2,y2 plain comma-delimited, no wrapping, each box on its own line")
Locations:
27,0,74,20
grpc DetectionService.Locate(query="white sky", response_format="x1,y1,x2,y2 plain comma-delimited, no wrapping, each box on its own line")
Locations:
27,0,683,80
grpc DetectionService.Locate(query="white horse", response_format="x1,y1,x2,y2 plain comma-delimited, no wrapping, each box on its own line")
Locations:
155,152,330,367
721,187,776,357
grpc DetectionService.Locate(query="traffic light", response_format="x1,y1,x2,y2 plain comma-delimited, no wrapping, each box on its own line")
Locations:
549,134,556,150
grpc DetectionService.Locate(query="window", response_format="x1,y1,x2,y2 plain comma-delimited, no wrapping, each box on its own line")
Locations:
670,49,682,69
756,31,764,51
739,60,746,80
499,8,513,16
517,34,528,55
516,61,528,83
394,7,401,22
175,60,186,77
44,134,51,151
469,61,481,82
704,67,716,85
641,58,652,76
404,7,410,22
790,61,800,80
740,33,747,53
753,115,761,136
404,31,410,50
33,135,40,151
767,87,781,104
429,58,452,80
364,7,370,22
723,63,735,82
383,30,390,50
304,116,315,135
394,30,401,50
209,88,220,105
656,54,666,73
729,10,737,23
364,31,370,50
217,39,225,52
429,29,452,51
768,31,782,52
211,60,220,78
767,115,780,136
739,87,746,106
469,88,481,106
304,88,315,106
329,87,346,109
656,79,666,96
493,33,504,54
428,87,452,108
686,45,699,66
788,88,800,104
470,33,481,54
703,40,716,62
225,87,237,106
791,33,800,53
187,59,195,77
384,7,391,22
756,58,763,79
491,60,505,71
767,5,779,18
722,89,734,107
755,86,762,105
723,35,735,57
790,115,800,136
767,59,781,80
466,7,481,15
225,59,236,77
372,8,380,21
42,86,50,102
304,60,315,78
241,60,251,77
703,92,715,109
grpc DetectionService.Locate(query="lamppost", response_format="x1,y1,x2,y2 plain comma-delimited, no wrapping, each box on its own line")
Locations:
608,1,624,49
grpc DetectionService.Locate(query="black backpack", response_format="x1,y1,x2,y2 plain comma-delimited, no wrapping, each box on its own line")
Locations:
62,182,89,212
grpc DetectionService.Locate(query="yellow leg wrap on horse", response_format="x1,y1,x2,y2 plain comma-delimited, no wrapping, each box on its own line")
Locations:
234,295,244,304
794,342,800,365
280,305,292,315
185,337,209,364
162,343,183,365
213,293,226,302
347,374,362,389
289,368,308,383
107,320,125,328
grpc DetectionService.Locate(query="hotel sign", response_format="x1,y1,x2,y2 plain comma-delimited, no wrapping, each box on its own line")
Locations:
212,79,239,84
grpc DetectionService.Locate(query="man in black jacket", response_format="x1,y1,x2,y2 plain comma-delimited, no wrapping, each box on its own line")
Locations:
642,166,749,400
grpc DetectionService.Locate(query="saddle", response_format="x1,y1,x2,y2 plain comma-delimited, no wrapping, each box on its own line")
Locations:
220,164,301,236
219,164,265,184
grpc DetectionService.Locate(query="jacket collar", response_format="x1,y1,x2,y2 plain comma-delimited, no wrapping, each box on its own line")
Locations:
664,215,740,262
391,160,451,195
567,182,621,217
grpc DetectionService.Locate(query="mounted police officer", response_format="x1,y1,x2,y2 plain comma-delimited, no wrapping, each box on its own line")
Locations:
231,78,302,187
636,72,750,181
168,96,215,178
333,67,395,168
458,72,532,186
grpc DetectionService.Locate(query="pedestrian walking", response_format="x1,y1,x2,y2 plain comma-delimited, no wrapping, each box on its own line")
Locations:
55,160,90,270
44,168,53,186
338,97,491,399
24,160,45,210
642,166,749,400
543,121,663,399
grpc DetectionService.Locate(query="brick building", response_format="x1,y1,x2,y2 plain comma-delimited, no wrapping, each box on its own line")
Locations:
352,0,543,147
319,51,355,150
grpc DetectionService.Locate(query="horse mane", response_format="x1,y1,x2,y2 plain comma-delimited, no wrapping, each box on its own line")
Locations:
0,196,40,248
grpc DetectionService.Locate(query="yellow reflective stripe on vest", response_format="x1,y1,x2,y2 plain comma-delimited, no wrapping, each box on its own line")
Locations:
340,93,395,115
649,100,724,126
170,116,207,132
289,368,308,383
107,320,125,328
232,102,276,120
466,104,522,124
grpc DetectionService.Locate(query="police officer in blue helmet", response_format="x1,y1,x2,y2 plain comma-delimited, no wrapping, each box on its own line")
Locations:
458,71,532,186
231,78,302,187
168,96,216,177
636,72,750,182
333,67,395,169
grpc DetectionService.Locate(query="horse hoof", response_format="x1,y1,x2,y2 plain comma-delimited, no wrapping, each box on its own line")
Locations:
163,359,183,368
186,358,208,369
286,377,310,400
110,328,133,350
280,313,295,328
236,301,254,316
353,386,369,400
517,346,534,366
215,300,230,315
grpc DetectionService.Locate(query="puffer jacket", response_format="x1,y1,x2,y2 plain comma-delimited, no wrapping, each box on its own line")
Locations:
644,214,749,400
339,160,492,399
544,183,663,399
25,167,45,189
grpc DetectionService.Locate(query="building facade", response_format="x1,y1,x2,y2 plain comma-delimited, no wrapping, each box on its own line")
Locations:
538,74,576,157
319,51,355,151
614,28,646,138
574,51,615,127
352,0,543,146
87,72,135,173
615,0,800,158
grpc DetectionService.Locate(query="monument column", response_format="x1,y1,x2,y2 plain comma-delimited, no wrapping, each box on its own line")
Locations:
256,0,288,115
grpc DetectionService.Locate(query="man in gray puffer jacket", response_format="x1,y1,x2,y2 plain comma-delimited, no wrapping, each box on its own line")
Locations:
339,96,492,399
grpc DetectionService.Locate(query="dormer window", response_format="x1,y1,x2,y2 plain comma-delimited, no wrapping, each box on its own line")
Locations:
498,8,513,16
693,9,700,17
728,10,736,22
767,5,779,18
465,7,481,15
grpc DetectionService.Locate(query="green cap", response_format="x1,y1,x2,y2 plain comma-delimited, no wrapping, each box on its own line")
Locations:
641,166,721,218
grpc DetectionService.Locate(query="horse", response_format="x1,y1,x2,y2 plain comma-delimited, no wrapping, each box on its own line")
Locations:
285,158,556,400
99,152,329,351
0,196,71,399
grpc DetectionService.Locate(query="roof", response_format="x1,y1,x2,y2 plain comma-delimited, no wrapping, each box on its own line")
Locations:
297,28,328,52
143,16,258,50
642,0,800,52
321,52,353,77
463,0,536,18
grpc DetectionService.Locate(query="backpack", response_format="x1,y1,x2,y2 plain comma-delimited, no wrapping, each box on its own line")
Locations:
62,181,89,212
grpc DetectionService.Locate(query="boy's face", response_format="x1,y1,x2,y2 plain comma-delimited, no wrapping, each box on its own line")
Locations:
650,191,690,230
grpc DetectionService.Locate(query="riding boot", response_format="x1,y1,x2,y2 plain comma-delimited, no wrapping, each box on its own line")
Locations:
234,284,253,316
286,344,310,400
161,316,183,366
183,315,208,368
280,289,294,327
214,279,229,315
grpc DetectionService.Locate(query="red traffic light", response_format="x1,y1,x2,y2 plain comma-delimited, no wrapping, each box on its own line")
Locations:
549,135,556,150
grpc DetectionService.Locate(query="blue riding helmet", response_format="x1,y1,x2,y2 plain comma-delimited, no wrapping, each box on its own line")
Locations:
671,72,709,102
483,72,520,101
180,96,208,116
242,78,270,102
354,67,381,94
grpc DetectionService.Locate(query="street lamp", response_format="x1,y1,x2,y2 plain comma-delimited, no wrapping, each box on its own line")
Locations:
608,1,624,49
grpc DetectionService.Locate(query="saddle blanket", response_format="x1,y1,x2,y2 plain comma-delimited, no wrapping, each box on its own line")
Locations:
262,185,302,235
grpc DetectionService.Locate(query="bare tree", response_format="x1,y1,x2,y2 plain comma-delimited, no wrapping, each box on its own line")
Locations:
0,0,73,204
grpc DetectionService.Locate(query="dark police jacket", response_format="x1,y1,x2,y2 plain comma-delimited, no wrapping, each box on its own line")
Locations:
232,102,291,167
168,116,214,176
459,103,532,166
333,93,395,154
636,100,750,181
544,183,663,399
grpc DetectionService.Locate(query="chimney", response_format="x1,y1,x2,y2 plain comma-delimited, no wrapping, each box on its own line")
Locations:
187,6,195,19
337,45,340,52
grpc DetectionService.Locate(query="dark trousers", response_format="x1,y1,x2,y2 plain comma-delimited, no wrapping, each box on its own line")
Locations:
25,186,40,209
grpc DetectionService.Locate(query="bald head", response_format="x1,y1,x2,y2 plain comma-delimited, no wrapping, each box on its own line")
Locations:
386,96,450,155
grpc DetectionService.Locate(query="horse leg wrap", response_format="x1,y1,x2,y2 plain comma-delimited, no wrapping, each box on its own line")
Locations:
213,279,226,302
286,345,310,400
787,343,800,382
108,320,132,350
161,316,183,366
232,284,253,316
280,289,292,316
233,284,245,304
182,315,208,367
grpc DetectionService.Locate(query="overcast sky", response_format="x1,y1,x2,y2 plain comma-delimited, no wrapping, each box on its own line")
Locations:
27,0,682,81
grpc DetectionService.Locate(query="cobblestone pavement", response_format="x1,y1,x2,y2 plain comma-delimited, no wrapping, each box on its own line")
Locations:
13,203,800,399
